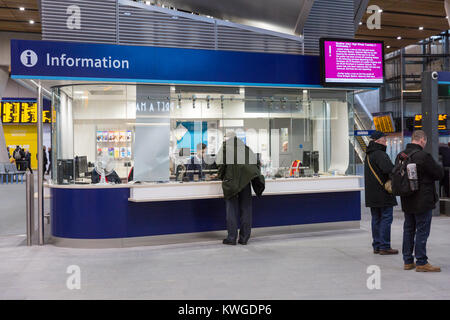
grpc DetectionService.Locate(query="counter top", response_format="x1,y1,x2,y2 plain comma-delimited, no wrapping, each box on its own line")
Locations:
46,175,361,188
47,175,363,202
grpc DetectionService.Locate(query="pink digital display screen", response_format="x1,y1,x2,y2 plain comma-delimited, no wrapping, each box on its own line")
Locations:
322,40,384,86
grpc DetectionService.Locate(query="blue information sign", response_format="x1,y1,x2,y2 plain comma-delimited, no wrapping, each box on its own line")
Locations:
11,39,321,87
354,130,375,136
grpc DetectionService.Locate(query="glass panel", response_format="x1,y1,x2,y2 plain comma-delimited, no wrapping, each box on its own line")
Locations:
50,84,358,185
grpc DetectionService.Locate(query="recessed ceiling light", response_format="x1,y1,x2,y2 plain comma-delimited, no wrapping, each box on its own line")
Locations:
378,9,383,13
386,45,391,48
359,22,363,25
145,1,150,5
419,26,424,30
447,16,449,19
19,7,25,11
29,20,34,24
397,36,402,40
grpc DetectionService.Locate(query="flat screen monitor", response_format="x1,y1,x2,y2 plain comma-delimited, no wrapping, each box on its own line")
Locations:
303,151,311,167
320,38,385,87
303,151,319,173
56,159,74,184
178,148,191,157
75,156,88,177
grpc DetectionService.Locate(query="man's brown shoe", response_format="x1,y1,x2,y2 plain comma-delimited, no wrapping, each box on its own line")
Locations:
379,248,399,255
416,263,441,272
373,249,380,254
404,263,416,270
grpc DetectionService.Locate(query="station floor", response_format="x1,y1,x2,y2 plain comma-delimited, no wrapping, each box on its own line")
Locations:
1,180,450,300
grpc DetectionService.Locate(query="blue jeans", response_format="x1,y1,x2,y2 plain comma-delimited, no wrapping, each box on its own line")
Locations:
370,207,394,250
402,210,432,266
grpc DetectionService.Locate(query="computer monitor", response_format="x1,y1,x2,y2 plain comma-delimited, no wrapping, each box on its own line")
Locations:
303,151,311,167
75,156,88,178
178,148,191,157
302,151,319,173
57,159,74,184
311,151,319,173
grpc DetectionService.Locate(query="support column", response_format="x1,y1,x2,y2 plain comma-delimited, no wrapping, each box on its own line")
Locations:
0,66,10,163
421,71,439,158
421,71,440,216
37,82,44,245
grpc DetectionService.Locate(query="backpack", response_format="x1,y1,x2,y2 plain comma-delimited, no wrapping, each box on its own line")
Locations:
391,150,420,196
13,150,21,160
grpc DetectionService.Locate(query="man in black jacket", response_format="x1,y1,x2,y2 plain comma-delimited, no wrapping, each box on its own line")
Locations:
24,150,32,173
364,131,398,255
397,130,444,272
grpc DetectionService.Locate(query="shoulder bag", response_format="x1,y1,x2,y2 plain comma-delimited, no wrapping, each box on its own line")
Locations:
367,155,393,194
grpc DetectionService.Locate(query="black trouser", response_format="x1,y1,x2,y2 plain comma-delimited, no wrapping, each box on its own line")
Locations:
225,183,252,242
403,210,432,266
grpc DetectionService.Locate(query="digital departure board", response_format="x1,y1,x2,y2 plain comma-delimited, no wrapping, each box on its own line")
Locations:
373,112,395,133
414,114,448,130
1,100,51,123
320,38,385,87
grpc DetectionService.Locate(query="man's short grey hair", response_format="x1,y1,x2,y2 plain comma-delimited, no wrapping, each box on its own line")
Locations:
412,130,427,142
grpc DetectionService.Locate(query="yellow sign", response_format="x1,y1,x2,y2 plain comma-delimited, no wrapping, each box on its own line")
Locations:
1,101,51,123
373,114,394,133
2,102,21,123
414,114,448,130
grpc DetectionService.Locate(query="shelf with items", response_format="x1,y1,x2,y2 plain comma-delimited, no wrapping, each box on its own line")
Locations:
96,129,133,160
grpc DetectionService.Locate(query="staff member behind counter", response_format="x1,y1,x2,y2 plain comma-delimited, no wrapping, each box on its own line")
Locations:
185,143,218,181
186,143,207,181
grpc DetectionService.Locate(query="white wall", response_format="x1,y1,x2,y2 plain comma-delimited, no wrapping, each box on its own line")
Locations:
3,79,37,98
0,32,41,67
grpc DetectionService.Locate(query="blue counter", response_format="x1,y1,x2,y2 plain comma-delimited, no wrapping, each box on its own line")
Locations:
50,177,362,247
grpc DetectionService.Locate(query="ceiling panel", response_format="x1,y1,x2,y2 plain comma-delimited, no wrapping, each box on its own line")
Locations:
0,0,40,33
356,0,449,53
357,25,443,40
373,0,446,16
360,12,448,29
0,8,15,19
0,20,40,33
2,0,39,10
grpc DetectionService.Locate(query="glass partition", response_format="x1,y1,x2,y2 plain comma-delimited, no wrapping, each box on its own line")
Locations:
51,84,356,185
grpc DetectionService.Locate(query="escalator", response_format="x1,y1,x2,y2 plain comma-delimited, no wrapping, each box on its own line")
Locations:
352,90,377,163
355,135,367,153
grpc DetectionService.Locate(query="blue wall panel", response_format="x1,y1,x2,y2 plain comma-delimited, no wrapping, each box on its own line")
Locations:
51,187,360,239
51,188,130,239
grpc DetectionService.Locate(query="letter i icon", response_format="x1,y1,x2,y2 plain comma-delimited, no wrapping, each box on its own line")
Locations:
26,51,32,66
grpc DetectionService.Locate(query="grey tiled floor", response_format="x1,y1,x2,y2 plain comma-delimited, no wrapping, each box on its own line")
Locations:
1,182,450,299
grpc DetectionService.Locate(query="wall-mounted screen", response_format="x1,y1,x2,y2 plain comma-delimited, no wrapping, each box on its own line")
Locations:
320,38,385,87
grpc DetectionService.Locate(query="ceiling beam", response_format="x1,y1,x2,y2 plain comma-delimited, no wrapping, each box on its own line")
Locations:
293,0,315,35
354,0,369,32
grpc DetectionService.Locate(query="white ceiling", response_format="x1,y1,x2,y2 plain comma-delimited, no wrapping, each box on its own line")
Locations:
154,0,315,35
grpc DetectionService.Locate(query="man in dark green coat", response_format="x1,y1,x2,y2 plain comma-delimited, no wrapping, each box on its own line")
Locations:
217,133,265,245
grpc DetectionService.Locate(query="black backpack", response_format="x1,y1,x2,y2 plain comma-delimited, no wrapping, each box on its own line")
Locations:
391,150,420,196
